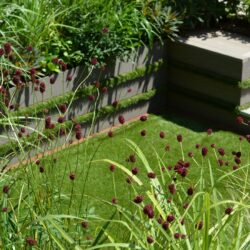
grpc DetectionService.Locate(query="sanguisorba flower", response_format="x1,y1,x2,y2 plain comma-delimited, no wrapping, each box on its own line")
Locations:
177,134,183,142
159,131,165,138
109,164,116,172
102,27,109,33
201,147,208,157
0,48,4,56
218,148,225,156
129,154,136,163
140,115,147,122
207,128,213,135
147,172,156,179
69,172,76,181
187,187,194,196
167,214,175,223
118,115,125,125
91,57,98,65
236,116,244,124
131,167,139,175
133,195,143,204
57,116,65,123
39,82,46,93
147,236,154,244
4,42,12,55
108,131,113,137
3,185,9,194
26,237,37,246
168,183,176,195
59,104,67,113
225,207,233,215
81,220,88,229
143,204,154,219
196,221,203,230
140,129,146,136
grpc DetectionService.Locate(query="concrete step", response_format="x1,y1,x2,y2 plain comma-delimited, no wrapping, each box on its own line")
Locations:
167,30,250,81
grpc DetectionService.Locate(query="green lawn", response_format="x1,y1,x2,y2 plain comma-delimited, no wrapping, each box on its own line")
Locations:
5,113,250,247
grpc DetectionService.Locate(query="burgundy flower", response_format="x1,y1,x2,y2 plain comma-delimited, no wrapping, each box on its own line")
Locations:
91,57,98,65
167,214,175,223
81,221,88,229
188,152,194,157
147,172,156,179
168,184,176,195
187,187,194,196
0,48,4,56
233,165,238,170
4,42,12,55
196,144,201,149
3,185,9,194
140,130,146,136
207,128,213,135
167,198,172,203
239,136,244,141
102,27,109,33
131,167,139,175
112,100,118,108
211,143,216,148
159,131,165,138
88,95,95,102
102,87,108,93
66,74,72,81
26,237,37,246
140,115,147,122
225,207,233,215
35,160,40,165
236,151,241,158
39,82,46,93
59,104,67,113
74,124,81,131
183,203,189,209
143,204,154,218
167,165,172,171
112,198,118,204
39,166,45,173
57,116,65,123
61,62,67,71
108,131,113,137
20,127,26,133
177,134,183,142
157,216,163,224
75,131,82,140
236,116,244,124
133,195,143,204
174,233,180,239
109,164,116,172
162,221,169,230
180,218,185,225
15,69,22,76
13,75,20,85
165,144,170,151
147,236,154,244
218,159,224,166
201,147,208,157
196,221,203,230
52,58,59,64
2,207,7,212
218,148,225,156
50,76,56,84
69,172,76,180
29,68,36,76
129,154,136,163
235,157,241,165
161,166,166,172
18,132,22,138
118,115,125,125
127,88,132,93
126,176,133,184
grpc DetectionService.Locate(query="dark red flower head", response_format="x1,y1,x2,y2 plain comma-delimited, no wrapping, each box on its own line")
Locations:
109,164,116,172
177,134,183,142
26,237,37,246
162,221,169,230
39,166,45,173
102,27,109,33
50,76,56,84
133,195,143,204
147,236,154,244
131,167,139,175
188,152,194,157
3,185,9,194
147,172,156,179
159,131,165,138
201,147,208,157
39,82,46,93
88,95,95,102
69,172,76,180
66,74,73,81
59,104,67,113
140,129,146,136
108,131,113,137
112,100,118,108
129,154,136,163
187,187,194,196
57,116,65,123
75,131,82,140
207,128,213,135
225,207,233,215
168,183,176,194
4,42,12,55
91,57,98,65
27,45,33,52
218,148,225,156
143,204,154,219
118,115,125,125
196,221,203,230
236,116,244,124
174,233,180,239
2,207,7,212
112,197,118,204
167,214,175,223
140,115,147,122
81,220,88,229
102,87,108,93
0,48,4,56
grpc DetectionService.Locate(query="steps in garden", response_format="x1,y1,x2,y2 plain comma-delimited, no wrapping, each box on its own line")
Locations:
166,30,250,129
